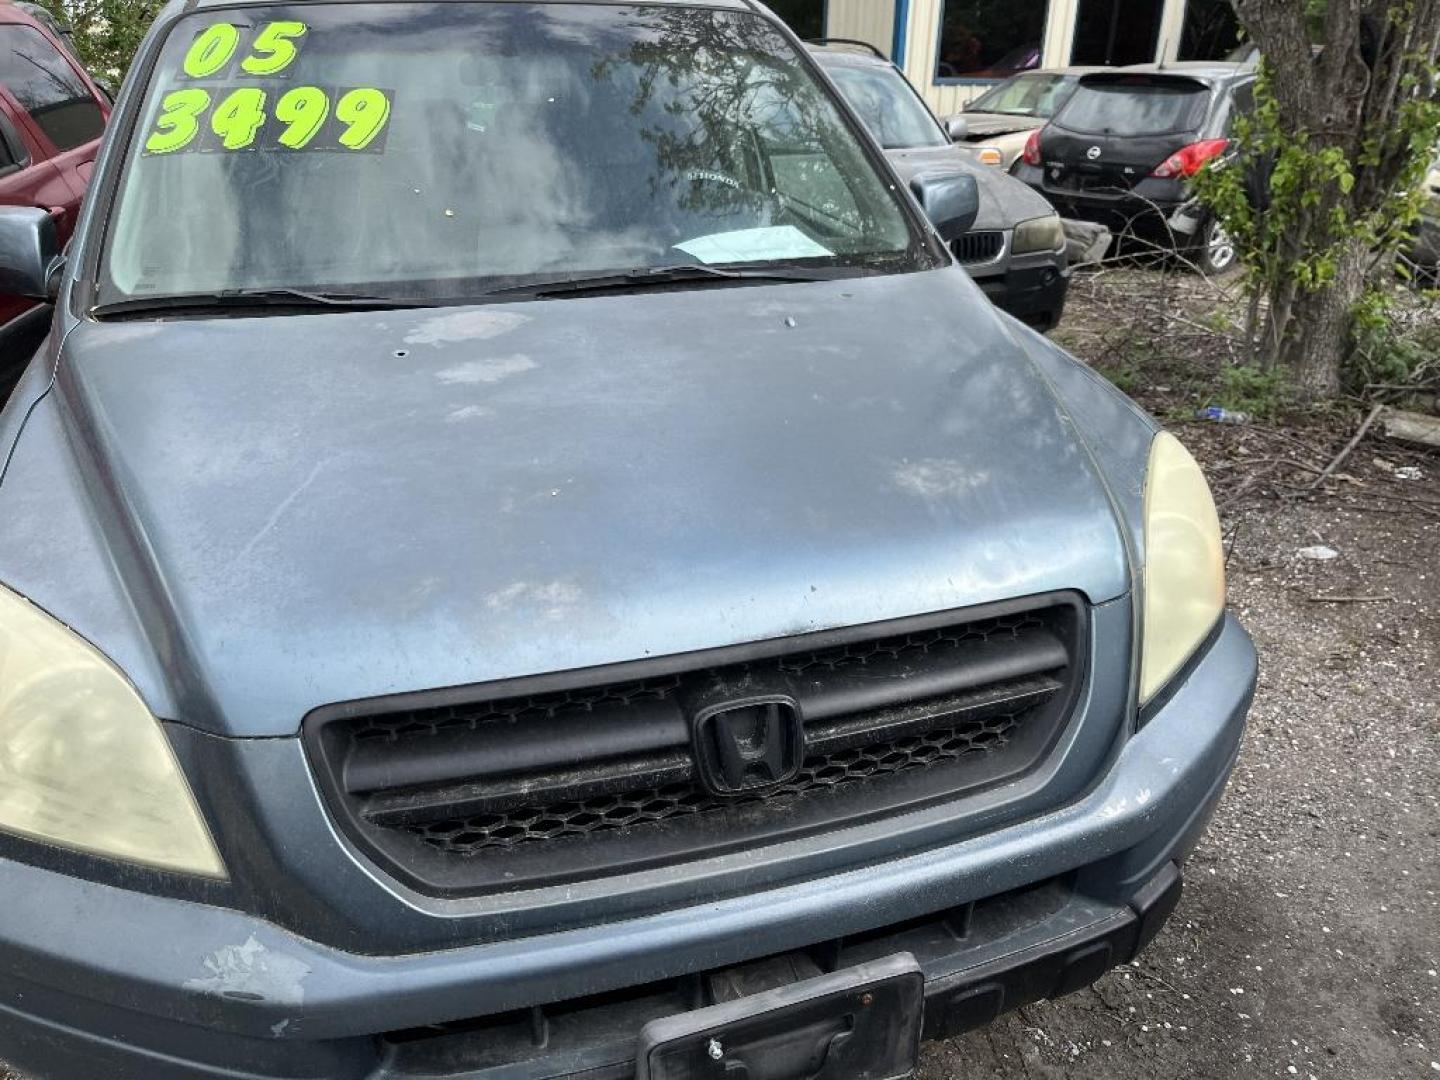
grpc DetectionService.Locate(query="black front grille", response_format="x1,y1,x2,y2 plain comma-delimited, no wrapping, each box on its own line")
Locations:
307,596,1084,896
348,675,681,745
412,706,1026,856
953,230,1005,264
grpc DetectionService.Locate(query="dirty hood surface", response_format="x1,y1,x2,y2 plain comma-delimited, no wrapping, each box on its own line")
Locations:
52,269,1128,735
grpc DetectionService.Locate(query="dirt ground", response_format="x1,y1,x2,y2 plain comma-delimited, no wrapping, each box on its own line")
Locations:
3,271,1437,1079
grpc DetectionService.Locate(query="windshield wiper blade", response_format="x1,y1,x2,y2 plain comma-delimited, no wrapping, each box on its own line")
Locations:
94,267,835,317
93,287,445,317
231,287,448,307
479,263,832,299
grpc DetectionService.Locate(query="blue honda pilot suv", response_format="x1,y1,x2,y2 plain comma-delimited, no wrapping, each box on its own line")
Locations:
0,2,1255,1077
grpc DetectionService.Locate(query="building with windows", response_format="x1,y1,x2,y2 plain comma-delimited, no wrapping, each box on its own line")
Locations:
775,0,1241,114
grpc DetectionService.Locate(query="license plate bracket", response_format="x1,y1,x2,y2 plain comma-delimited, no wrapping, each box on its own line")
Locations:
636,953,924,1080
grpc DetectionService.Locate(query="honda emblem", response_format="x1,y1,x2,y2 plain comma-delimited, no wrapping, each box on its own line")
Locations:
693,696,803,796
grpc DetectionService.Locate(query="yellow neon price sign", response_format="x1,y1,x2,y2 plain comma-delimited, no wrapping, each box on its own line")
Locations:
242,22,308,75
182,21,310,79
335,88,391,150
142,84,393,156
274,86,329,148
211,87,268,149
144,88,210,154
182,23,240,78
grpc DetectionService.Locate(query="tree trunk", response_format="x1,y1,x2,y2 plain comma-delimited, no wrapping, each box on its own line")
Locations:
1275,239,1370,400
1227,0,1440,400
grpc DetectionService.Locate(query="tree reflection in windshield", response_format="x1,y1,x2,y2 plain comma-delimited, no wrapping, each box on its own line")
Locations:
594,8,890,236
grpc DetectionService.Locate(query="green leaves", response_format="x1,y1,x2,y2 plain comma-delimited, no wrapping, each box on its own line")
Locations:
34,0,162,80
1351,284,1440,391
1192,37,1440,392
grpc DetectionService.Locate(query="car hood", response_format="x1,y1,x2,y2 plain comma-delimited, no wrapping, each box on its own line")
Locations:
961,114,1047,139
36,270,1128,735
882,146,1054,229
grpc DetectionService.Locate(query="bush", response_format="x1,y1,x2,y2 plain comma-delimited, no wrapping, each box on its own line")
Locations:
1214,363,1290,420
1350,285,1440,395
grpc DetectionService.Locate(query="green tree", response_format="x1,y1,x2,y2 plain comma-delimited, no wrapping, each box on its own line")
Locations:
34,0,161,82
1199,1,1440,400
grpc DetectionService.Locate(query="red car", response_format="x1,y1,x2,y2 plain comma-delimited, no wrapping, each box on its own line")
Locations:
0,1,109,395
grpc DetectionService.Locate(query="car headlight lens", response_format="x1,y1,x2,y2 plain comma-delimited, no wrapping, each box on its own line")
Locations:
1012,213,1065,255
0,585,226,877
1139,433,1226,706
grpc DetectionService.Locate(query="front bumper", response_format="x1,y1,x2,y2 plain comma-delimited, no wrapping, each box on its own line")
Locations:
1011,164,1202,243
0,615,1256,1079
972,259,1070,331
968,242,1070,331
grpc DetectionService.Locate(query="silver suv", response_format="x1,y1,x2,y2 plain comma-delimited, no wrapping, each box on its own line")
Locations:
810,40,1070,329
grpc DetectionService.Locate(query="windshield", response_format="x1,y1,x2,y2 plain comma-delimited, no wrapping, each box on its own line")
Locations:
1055,79,1210,137
100,4,924,304
823,62,946,150
967,74,1074,118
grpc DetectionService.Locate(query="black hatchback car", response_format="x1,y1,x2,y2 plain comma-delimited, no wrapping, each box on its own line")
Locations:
1013,62,1254,275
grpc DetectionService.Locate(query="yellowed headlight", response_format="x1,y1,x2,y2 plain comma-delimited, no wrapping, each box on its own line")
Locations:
1139,433,1226,705
0,585,226,878
1012,214,1065,255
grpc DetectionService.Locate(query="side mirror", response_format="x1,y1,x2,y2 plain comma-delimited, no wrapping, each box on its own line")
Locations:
909,171,980,242
0,206,63,302
945,116,969,142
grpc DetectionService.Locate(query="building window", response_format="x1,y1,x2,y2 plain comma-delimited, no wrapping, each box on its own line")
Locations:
1070,0,1162,66
1179,0,1243,60
768,0,826,42
933,0,1047,82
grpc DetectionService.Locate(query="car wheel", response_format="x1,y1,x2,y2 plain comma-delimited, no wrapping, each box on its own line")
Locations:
1196,217,1240,278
